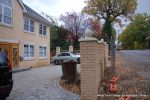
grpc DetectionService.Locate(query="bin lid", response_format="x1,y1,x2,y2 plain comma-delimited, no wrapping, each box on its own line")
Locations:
63,60,77,63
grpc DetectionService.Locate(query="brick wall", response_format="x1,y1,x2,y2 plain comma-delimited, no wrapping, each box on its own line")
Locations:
79,37,108,100
80,41,97,100
56,46,61,55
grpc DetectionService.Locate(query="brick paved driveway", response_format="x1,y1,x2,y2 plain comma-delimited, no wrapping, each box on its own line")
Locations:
6,65,80,100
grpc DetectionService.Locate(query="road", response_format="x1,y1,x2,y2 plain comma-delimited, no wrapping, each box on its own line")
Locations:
116,50,150,99
6,65,80,100
117,50,150,79
118,50,150,68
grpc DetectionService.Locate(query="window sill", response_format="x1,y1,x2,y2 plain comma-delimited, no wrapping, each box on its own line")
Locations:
24,57,35,61
24,30,35,35
39,34,47,38
0,22,13,28
39,57,48,59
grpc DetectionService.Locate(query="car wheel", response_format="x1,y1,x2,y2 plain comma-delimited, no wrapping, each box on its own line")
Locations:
54,60,59,65
77,58,80,64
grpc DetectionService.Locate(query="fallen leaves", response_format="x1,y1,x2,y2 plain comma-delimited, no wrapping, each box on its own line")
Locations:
59,79,80,95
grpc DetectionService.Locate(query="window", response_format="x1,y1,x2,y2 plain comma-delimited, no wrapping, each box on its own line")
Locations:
0,0,12,25
60,53,70,56
0,5,2,22
24,17,34,32
39,24,47,36
39,46,46,57
24,44,34,60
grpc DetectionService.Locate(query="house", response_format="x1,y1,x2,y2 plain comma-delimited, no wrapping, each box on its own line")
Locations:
0,0,51,69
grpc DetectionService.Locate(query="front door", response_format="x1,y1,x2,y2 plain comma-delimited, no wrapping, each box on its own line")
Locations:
12,46,19,68
0,43,19,68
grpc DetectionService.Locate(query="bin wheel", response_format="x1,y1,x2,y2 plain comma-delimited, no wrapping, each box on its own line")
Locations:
77,58,80,64
54,60,59,65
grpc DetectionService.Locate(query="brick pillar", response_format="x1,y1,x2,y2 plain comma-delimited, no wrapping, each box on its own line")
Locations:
104,43,111,68
79,37,98,100
104,43,109,61
69,46,73,53
56,46,60,55
97,40,105,79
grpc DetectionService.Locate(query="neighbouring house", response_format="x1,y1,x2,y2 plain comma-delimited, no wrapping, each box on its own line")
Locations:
0,0,51,69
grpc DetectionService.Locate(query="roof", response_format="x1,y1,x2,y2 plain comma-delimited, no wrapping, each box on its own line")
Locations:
18,0,51,26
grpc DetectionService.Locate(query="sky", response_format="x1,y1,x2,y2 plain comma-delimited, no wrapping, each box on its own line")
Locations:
22,0,85,18
136,0,150,14
22,0,150,19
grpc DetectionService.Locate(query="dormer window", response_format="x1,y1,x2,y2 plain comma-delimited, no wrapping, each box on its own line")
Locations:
0,0,12,25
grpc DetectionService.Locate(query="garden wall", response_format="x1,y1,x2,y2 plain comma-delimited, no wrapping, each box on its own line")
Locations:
79,36,109,100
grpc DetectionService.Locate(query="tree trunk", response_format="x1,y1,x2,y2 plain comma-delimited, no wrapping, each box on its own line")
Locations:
103,18,116,75
110,36,115,75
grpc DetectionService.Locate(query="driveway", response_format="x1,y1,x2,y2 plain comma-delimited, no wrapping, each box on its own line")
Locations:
6,65,80,100
116,50,150,99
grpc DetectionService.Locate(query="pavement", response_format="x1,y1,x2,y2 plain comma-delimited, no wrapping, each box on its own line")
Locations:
6,65,80,100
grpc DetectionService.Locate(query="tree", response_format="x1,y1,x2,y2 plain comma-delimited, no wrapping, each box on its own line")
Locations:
59,12,89,50
40,12,70,50
83,0,137,74
50,25,70,50
119,13,150,49
41,12,58,25
83,0,137,40
87,18,102,39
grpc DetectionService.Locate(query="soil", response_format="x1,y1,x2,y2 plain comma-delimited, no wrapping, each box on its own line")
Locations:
98,52,150,99
59,79,80,95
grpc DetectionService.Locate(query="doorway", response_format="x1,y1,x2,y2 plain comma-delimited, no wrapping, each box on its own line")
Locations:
0,43,19,68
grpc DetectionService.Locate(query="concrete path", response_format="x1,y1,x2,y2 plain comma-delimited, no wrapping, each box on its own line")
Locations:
6,65,80,100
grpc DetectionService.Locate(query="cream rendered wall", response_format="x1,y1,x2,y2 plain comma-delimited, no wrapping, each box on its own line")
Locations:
20,19,50,68
0,0,23,41
0,0,23,68
0,0,50,68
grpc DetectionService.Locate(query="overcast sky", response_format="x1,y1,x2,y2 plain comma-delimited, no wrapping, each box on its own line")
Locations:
22,0,85,18
136,0,150,14
22,0,150,18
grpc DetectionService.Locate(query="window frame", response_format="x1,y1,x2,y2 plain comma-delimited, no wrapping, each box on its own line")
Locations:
24,44,35,60
39,46,47,59
39,24,47,36
24,16,35,33
0,0,12,26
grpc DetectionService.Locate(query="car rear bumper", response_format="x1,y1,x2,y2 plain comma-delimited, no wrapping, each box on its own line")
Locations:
0,80,13,95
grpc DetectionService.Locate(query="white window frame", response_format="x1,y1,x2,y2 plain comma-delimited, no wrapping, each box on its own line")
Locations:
24,44,35,60
0,0,12,26
39,24,47,36
39,45,47,59
24,16,34,33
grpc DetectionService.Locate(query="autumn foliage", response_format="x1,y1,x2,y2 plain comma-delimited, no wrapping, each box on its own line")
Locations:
87,18,102,39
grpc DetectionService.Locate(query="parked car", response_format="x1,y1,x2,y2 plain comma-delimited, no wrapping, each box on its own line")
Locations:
51,52,80,65
0,51,13,100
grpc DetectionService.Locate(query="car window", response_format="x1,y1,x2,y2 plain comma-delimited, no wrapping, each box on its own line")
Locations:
65,53,70,56
60,53,65,56
59,53,70,56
